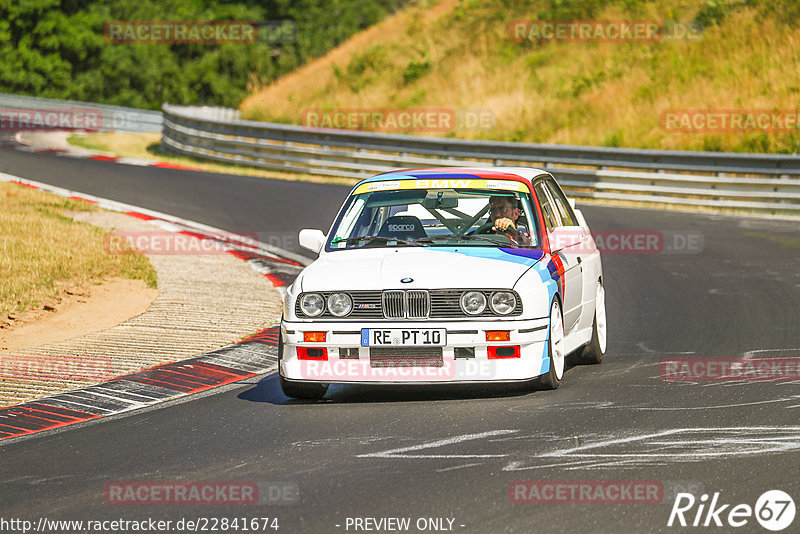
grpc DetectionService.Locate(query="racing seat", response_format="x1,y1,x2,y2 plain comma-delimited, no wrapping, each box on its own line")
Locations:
377,215,427,240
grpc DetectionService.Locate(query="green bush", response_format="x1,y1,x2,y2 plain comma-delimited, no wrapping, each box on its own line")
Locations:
402,52,431,85
0,0,409,108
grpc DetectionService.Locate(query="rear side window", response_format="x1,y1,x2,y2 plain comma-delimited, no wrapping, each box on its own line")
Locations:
544,179,578,227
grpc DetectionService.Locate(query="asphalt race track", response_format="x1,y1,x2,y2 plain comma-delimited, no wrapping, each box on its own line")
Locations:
2,146,799,533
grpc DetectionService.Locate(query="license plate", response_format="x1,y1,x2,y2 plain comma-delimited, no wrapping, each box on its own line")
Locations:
361,328,446,347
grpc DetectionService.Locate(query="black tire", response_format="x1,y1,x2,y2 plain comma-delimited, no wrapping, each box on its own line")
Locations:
279,374,328,400
578,283,606,365
579,318,604,365
533,299,564,391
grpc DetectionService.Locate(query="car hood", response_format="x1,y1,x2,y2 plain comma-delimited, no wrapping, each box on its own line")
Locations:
298,247,546,291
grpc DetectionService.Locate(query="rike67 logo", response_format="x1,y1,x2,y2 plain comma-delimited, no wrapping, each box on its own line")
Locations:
668,490,795,531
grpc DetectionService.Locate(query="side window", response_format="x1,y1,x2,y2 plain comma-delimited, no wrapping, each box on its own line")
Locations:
544,179,578,227
331,197,367,247
534,182,560,232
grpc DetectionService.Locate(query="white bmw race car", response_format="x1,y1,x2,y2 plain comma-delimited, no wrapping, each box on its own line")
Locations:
279,167,606,399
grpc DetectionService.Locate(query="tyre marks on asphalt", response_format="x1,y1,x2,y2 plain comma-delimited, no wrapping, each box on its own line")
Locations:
356,430,519,459
501,426,800,471
0,327,280,441
346,425,800,473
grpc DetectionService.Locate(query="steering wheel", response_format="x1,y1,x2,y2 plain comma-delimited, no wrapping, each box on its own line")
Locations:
486,224,520,245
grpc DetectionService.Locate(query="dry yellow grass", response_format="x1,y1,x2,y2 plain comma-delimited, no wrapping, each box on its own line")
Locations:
241,0,800,153
0,182,156,317
71,131,163,159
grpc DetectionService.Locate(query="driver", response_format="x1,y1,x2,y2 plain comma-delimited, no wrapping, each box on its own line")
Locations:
483,195,531,245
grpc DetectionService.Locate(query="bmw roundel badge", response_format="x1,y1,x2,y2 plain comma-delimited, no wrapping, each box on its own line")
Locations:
401,277,414,283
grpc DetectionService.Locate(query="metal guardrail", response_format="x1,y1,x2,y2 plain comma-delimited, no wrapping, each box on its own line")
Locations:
3,93,798,213
0,93,162,133
161,104,800,213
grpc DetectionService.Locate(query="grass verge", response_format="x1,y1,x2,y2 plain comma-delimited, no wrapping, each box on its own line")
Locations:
0,181,157,317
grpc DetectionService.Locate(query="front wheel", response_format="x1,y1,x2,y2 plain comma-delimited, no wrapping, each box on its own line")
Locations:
579,281,606,365
533,298,564,390
279,375,328,400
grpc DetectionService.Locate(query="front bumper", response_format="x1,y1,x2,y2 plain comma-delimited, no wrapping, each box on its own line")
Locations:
279,317,551,384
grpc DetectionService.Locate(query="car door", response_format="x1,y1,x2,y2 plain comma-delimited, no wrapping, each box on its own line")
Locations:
543,178,598,332
534,179,583,334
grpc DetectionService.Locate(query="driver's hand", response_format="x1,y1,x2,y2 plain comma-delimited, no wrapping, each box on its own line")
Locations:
492,217,514,231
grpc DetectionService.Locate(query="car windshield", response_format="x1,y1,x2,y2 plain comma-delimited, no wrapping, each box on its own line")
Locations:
326,180,540,251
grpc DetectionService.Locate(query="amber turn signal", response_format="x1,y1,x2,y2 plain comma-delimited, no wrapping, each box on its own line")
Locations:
485,330,510,342
303,331,327,342
486,330,511,341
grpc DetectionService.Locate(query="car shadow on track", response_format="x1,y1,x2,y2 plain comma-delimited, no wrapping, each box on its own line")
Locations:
238,357,580,405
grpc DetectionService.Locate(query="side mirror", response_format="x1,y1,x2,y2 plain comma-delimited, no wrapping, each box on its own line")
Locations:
299,229,326,254
573,208,589,231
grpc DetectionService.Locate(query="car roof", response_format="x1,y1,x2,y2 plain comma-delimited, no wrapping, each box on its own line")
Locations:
356,167,552,189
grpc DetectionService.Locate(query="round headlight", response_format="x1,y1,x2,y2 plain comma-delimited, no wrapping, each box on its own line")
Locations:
490,291,517,315
327,293,353,317
300,293,325,317
460,291,487,315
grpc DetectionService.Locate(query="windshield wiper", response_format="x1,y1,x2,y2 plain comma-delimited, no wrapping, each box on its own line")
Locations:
451,234,519,247
331,235,425,247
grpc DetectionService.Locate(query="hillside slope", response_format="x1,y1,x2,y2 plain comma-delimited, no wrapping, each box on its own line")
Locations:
241,0,800,153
